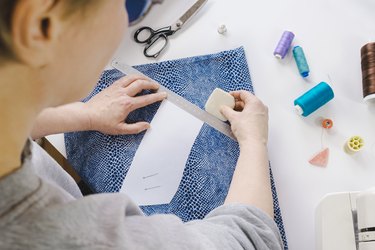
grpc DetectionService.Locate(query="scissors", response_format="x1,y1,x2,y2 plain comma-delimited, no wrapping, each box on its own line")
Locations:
134,0,208,58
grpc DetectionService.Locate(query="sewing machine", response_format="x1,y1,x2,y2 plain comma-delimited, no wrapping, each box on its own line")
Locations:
316,188,375,250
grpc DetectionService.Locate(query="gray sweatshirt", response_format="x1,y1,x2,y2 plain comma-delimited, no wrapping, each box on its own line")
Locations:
0,141,283,250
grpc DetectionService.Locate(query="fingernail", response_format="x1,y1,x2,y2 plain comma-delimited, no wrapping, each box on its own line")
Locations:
161,92,168,98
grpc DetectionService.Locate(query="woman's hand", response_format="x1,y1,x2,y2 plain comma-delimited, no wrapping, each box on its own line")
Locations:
220,90,269,147
222,91,273,217
85,74,167,135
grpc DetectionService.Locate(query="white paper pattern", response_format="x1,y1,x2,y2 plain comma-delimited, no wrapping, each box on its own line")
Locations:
120,100,204,206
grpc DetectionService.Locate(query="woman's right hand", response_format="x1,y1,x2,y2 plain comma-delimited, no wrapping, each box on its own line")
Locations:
220,90,269,147
222,91,274,217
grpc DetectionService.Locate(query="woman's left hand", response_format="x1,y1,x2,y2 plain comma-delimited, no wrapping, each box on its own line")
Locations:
85,74,167,135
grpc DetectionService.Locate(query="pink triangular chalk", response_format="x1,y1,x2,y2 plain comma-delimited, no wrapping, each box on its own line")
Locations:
309,148,330,167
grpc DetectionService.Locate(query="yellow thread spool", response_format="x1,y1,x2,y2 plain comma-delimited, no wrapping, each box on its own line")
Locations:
344,136,365,154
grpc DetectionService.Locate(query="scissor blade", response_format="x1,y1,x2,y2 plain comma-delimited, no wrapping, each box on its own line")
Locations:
177,0,208,28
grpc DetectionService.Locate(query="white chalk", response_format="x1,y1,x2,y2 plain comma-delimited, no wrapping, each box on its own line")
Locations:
205,88,235,121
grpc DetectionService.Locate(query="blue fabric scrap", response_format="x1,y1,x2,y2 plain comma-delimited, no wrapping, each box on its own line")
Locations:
65,47,288,249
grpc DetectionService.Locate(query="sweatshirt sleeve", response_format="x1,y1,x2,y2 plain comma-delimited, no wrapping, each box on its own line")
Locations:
20,191,283,250
187,204,284,250
113,196,283,250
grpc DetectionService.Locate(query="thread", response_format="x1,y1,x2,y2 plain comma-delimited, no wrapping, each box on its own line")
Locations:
361,42,375,102
322,119,333,129
274,31,295,59
309,118,332,167
294,82,334,117
344,136,364,154
293,46,310,77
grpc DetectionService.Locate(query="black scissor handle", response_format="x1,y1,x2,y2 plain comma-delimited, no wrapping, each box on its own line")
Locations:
134,26,155,44
143,34,169,58
134,26,175,44
134,26,175,58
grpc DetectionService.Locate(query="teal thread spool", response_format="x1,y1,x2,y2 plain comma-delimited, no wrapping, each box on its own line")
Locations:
294,82,334,117
293,46,310,77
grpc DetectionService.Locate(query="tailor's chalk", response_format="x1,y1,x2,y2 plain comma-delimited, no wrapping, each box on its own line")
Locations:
293,46,310,77
205,88,235,121
309,148,329,167
274,31,295,59
294,82,334,117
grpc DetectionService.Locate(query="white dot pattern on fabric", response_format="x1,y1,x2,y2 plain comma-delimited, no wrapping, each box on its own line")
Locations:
65,47,288,249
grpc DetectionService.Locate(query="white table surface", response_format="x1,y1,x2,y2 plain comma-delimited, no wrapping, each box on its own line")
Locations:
47,0,375,249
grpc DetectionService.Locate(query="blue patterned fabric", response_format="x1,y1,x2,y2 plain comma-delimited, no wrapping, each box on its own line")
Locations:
65,47,288,249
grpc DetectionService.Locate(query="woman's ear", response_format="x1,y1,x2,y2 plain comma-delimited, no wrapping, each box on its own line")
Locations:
11,0,61,67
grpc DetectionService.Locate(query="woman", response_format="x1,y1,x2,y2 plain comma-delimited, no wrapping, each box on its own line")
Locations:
0,0,282,249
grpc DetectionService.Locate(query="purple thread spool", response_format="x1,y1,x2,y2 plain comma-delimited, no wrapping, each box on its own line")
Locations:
274,31,295,59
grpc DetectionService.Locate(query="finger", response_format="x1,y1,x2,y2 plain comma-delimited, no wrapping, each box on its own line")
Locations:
234,101,245,111
131,92,167,110
125,79,160,96
115,74,149,88
118,122,151,135
230,90,255,104
229,91,243,99
220,105,237,121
